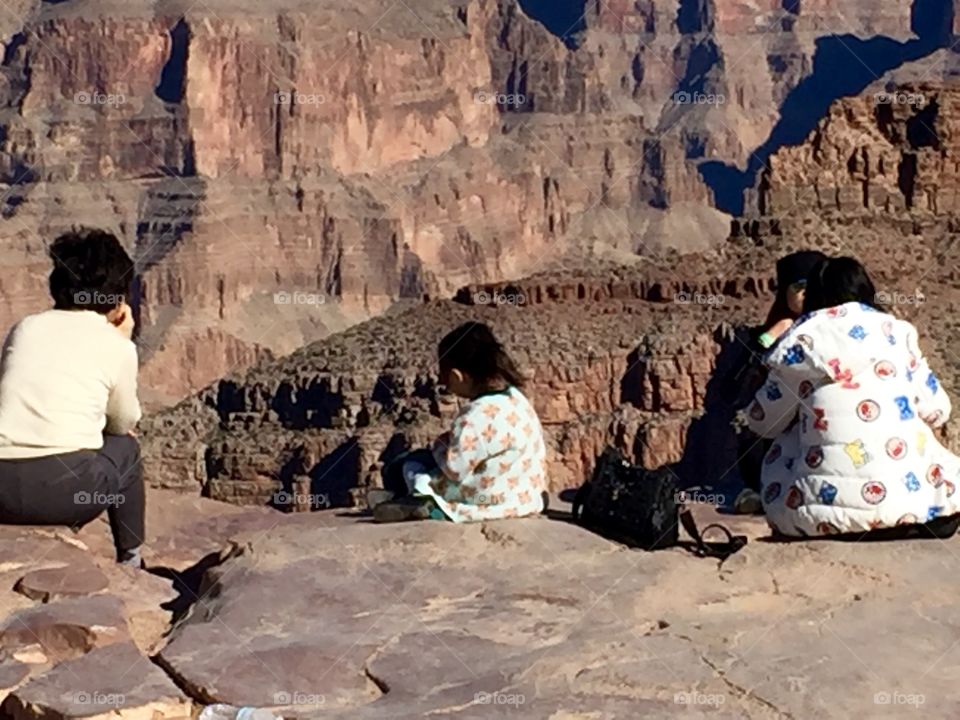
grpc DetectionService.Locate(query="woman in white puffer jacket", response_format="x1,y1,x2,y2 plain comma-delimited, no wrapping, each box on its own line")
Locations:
747,257,960,539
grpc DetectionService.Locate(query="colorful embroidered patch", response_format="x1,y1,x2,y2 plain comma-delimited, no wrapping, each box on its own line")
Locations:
765,444,782,465
893,396,914,421
818,482,838,505
763,482,782,504
861,481,887,505
856,400,881,422
805,446,824,468
785,486,804,509
904,472,921,492
812,407,828,431
926,464,945,488
844,439,870,468
783,344,806,366
885,437,908,460
874,360,896,379
765,382,783,401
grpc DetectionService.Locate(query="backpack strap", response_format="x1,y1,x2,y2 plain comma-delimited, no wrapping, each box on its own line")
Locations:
679,506,748,560
571,481,591,522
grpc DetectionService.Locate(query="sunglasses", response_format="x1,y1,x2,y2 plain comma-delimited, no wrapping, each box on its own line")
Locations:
788,280,807,292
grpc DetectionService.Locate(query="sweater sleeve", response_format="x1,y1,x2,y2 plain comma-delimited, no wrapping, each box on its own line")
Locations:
105,340,142,435
432,405,488,483
906,323,951,428
746,333,823,439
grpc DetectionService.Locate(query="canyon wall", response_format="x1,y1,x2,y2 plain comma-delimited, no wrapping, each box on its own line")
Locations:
0,0,943,407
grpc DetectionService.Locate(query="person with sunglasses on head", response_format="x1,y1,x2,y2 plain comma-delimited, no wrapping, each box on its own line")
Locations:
730,251,828,513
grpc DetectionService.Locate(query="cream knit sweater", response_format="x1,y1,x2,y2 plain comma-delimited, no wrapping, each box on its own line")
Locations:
0,310,141,458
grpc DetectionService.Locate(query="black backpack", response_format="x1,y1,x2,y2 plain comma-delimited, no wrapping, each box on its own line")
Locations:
572,447,747,559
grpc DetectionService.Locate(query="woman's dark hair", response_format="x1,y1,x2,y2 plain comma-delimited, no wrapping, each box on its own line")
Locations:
765,250,828,326
48,229,134,314
438,322,525,389
803,256,878,313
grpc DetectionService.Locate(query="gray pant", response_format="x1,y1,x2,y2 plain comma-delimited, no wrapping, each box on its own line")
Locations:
0,434,145,559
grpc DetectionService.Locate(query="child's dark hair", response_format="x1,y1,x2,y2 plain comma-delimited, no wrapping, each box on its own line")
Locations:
48,229,134,314
764,249,827,326
438,322,525,389
803,256,878,313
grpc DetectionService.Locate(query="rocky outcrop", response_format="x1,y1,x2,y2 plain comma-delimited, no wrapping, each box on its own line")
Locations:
0,489,278,719
139,255,784,504
755,49,960,218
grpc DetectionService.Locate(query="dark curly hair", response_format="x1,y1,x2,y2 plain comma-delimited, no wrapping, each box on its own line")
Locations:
48,229,134,314
438,321,525,390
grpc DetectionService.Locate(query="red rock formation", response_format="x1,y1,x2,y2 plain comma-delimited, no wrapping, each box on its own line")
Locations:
0,0,929,407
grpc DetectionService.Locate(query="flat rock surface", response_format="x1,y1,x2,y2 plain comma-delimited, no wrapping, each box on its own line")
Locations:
158,503,960,718
0,488,279,716
14,565,110,602
1,642,190,720
4,491,960,718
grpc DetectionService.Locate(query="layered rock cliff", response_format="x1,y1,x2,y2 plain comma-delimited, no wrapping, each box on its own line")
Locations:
0,0,947,407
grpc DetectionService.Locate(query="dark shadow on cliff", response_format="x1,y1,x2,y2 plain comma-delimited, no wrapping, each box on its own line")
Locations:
674,325,767,502
700,0,955,214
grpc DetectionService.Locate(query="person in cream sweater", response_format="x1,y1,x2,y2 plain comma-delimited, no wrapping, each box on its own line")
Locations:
0,229,145,566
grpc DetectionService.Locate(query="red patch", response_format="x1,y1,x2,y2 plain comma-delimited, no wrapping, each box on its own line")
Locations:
885,437,907,460
861,481,887,505
813,408,828,431
785,486,804,510
856,400,881,422
926,464,945,488
874,360,896,379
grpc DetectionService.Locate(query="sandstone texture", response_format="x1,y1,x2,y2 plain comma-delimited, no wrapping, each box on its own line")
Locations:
0,476,959,719
0,488,277,719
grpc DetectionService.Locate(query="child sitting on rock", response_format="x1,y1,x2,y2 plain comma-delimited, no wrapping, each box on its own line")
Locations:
372,321,547,523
